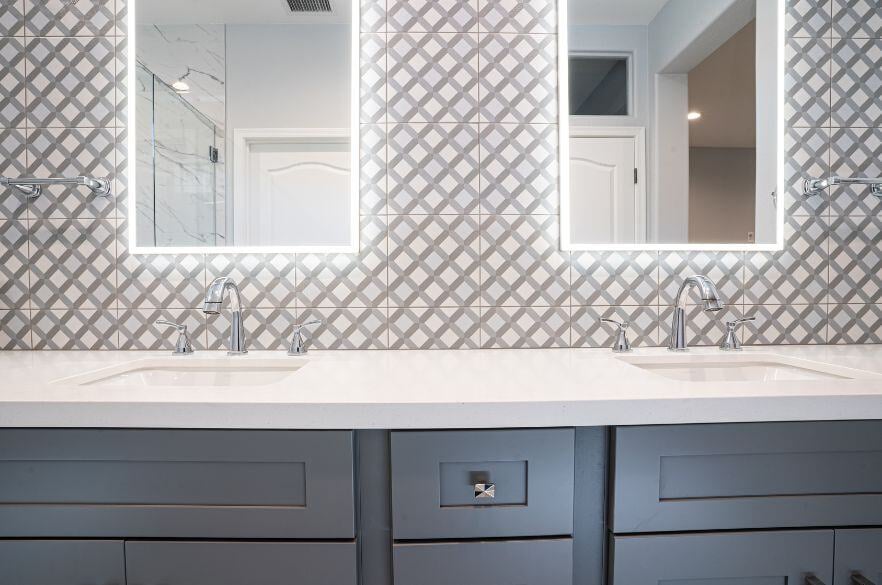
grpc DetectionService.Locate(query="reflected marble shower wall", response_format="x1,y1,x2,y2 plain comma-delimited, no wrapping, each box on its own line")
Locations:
136,24,226,247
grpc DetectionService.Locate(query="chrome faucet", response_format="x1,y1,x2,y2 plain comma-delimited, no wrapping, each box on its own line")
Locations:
668,275,724,351
202,276,248,355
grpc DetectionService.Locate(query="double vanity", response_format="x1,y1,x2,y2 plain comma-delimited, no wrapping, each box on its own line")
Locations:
3,346,882,585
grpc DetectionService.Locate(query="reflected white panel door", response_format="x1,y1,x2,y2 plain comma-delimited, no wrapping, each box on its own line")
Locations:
570,136,638,244
236,134,350,247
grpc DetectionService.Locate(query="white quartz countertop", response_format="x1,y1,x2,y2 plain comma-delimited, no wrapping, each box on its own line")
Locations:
2,346,882,429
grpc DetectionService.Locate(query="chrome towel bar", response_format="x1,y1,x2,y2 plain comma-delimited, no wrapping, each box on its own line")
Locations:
804,175,882,199
0,175,112,200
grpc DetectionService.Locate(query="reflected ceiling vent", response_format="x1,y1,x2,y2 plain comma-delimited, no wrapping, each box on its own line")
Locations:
285,0,332,11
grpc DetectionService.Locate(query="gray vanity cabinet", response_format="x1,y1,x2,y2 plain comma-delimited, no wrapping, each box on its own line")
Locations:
611,530,834,585
125,541,358,585
0,540,126,585
834,529,882,585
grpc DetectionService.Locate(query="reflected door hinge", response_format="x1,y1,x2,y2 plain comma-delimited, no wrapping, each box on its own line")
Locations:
208,146,219,163
634,168,638,184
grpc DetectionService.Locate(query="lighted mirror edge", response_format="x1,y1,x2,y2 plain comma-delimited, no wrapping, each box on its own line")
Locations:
125,0,362,256
557,0,787,253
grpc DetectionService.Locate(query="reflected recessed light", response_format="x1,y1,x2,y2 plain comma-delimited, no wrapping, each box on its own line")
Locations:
688,111,702,121
172,80,190,94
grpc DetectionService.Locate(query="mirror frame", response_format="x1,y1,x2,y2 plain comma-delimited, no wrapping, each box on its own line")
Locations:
558,0,786,252
127,0,361,255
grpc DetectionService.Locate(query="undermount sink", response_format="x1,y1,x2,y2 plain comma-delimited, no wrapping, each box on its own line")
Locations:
618,353,879,383
53,358,307,387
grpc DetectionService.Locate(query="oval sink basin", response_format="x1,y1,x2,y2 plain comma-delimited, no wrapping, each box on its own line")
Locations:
54,358,307,387
618,353,879,383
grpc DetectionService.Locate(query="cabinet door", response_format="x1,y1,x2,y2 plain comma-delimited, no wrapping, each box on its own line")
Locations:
125,541,357,585
0,540,125,585
612,530,834,585
834,529,882,585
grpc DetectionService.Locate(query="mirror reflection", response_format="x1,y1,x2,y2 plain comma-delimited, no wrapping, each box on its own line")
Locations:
565,0,781,248
134,0,355,251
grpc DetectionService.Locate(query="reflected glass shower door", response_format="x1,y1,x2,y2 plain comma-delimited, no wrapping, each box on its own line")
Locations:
136,63,218,247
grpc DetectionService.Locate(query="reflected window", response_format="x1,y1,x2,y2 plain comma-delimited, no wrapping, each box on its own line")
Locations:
569,56,629,116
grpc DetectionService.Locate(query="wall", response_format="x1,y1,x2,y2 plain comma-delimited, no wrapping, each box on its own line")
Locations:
688,146,756,243
0,0,880,351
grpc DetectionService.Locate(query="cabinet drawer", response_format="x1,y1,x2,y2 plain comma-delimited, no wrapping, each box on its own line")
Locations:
612,422,882,533
394,539,573,585
834,529,882,585
126,541,357,585
391,429,575,539
611,530,833,584
0,429,354,539
0,540,125,585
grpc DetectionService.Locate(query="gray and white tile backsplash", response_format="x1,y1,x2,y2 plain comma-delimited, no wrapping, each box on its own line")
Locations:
0,0,880,350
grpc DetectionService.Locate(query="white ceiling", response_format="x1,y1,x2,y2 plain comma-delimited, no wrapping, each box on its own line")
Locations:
137,0,351,25
568,0,670,26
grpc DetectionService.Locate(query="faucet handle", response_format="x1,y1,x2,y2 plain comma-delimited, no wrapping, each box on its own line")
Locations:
155,320,195,356
288,320,322,356
600,318,632,353
720,317,756,351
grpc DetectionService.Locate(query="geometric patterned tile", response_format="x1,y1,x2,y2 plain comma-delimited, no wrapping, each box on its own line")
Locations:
388,0,478,32
29,217,118,310
478,0,556,33
480,123,558,214
0,219,29,309
0,309,30,350
205,254,297,309
659,304,745,348
24,0,115,36
388,214,480,307
117,253,205,309
206,307,297,352
0,128,28,220
26,127,118,219
828,303,882,344
741,304,829,345
571,305,659,349
828,214,882,304
118,307,207,350
389,306,481,349
659,251,745,307
833,0,882,39
31,308,119,349
361,33,387,124
296,307,389,350
0,0,24,37
481,215,569,307
481,305,569,349
388,123,480,214
831,38,882,127
744,215,829,305
25,36,118,127
784,126,830,216
785,37,832,127
571,251,659,307
829,127,882,215
387,32,480,122
479,33,556,123
361,0,387,33
295,216,388,308
360,124,388,215
787,0,832,38
0,38,26,128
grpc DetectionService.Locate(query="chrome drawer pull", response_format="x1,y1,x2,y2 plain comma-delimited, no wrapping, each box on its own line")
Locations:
852,575,876,585
805,576,826,585
474,483,496,499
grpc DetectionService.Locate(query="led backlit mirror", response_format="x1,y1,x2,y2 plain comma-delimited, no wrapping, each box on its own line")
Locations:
561,0,784,251
129,0,358,253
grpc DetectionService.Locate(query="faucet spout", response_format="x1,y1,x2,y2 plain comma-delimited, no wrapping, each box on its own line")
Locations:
202,276,248,355
669,275,724,351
